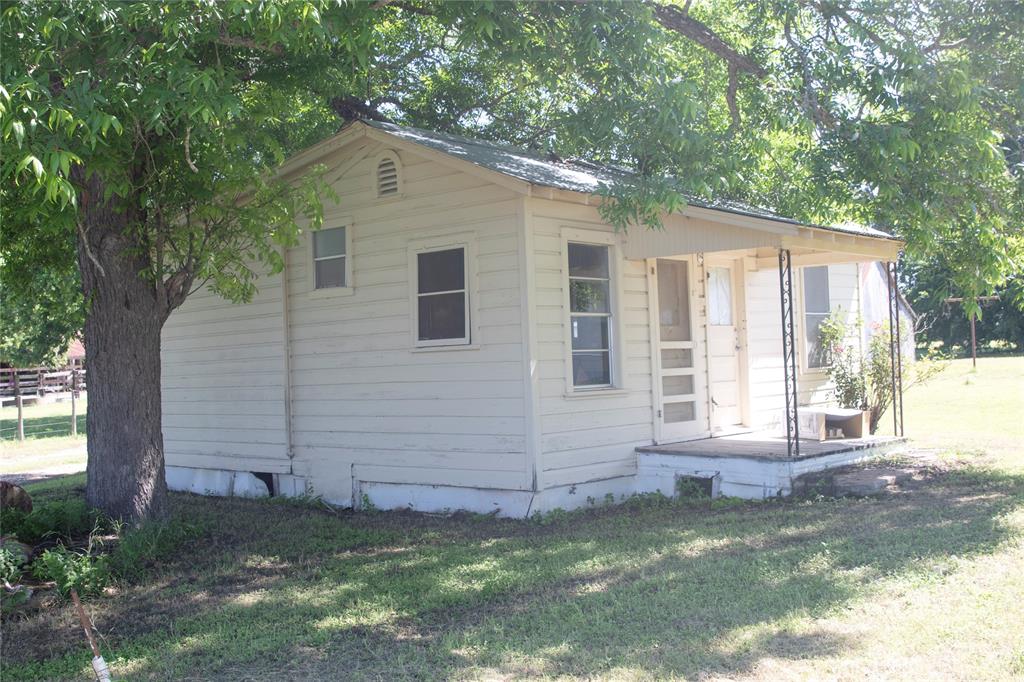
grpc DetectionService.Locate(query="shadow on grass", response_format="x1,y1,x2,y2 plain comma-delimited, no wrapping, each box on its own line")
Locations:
4,465,1023,681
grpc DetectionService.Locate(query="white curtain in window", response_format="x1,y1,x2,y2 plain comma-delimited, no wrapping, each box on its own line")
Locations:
708,267,732,326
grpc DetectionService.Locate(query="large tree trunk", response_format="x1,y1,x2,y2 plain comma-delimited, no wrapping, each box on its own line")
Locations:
76,171,169,522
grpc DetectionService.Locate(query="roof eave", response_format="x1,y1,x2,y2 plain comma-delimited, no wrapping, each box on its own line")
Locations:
527,181,904,252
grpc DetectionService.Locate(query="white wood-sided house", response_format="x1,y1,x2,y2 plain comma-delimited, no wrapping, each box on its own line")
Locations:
161,120,910,513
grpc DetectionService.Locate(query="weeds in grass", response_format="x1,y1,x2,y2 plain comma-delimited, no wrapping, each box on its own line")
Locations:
530,507,571,525
260,492,336,513
0,546,22,584
1,499,108,545
108,518,209,583
359,493,378,512
674,475,714,502
31,543,109,599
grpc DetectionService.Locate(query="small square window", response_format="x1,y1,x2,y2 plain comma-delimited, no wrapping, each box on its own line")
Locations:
416,247,468,344
313,227,347,290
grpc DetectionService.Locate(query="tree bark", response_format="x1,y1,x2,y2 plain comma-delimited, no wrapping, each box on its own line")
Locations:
75,171,169,523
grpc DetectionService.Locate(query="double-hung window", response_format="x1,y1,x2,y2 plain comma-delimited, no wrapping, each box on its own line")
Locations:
416,246,469,345
568,242,613,388
312,227,348,290
802,265,831,369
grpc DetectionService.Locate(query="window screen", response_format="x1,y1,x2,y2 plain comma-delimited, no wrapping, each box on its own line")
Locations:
568,243,612,387
313,227,347,289
657,259,691,342
803,266,830,368
417,248,467,342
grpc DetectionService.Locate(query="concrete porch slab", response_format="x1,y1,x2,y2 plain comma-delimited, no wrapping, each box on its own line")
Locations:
636,433,906,499
636,433,905,461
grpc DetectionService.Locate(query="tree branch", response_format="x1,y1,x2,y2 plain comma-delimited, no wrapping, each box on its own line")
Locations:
370,0,435,16
184,126,199,173
784,13,838,130
726,63,740,129
214,34,283,56
649,2,766,78
924,37,967,53
75,220,106,278
330,96,393,122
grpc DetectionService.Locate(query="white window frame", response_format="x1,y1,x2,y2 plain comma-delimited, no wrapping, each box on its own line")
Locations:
799,265,831,373
561,227,625,395
308,220,354,298
408,232,477,350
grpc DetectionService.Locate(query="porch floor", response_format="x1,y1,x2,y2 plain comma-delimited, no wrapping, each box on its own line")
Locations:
636,432,905,462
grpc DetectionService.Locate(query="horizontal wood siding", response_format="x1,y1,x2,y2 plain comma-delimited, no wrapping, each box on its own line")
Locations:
161,271,289,472
286,144,528,501
161,140,529,503
530,200,654,489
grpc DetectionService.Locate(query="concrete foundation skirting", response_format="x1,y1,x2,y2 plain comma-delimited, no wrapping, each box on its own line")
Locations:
358,476,639,518
166,466,309,500
166,438,902,515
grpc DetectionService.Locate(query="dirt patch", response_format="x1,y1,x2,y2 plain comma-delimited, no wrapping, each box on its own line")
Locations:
793,450,952,497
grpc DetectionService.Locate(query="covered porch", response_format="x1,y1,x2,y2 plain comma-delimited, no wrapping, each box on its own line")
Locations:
622,204,908,497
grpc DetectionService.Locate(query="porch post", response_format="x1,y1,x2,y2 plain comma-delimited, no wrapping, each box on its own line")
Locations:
778,249,800,457
886,261,905,436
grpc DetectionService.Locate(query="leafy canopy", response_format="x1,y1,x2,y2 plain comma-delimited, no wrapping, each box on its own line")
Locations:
1,0,1021,359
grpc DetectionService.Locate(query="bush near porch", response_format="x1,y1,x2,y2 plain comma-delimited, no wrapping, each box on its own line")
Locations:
2,356,1022,681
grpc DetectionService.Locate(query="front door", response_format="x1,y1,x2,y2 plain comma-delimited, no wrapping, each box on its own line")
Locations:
706,263,742,432
654,258,705,442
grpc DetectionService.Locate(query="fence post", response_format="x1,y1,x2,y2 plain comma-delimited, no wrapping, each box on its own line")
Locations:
71,367,79,437
14,371,25,441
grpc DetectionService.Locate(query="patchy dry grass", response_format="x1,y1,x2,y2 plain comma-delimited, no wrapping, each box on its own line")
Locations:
2,358,1022,681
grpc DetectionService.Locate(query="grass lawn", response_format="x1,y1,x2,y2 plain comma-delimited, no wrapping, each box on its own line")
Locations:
878,356,1024,468
3,358,1023,681
0,398,87,473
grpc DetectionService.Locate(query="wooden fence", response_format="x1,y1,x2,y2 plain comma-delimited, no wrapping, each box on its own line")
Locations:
0,364,87,441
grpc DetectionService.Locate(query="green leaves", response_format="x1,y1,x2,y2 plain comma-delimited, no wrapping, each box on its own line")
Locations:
0,0,1019,333
15,154,42,179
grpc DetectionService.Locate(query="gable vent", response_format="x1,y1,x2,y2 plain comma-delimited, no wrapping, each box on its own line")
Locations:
377,155,400,197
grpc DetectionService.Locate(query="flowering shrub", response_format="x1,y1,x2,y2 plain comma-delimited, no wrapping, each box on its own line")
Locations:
818,313,866,410
820,313,944,433
865,322,896,433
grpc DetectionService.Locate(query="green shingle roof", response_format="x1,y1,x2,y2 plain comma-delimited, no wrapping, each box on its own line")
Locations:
364,120,898,242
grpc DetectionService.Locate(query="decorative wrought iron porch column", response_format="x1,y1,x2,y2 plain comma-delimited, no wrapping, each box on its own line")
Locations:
778,249,800,457
886,260,905,437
